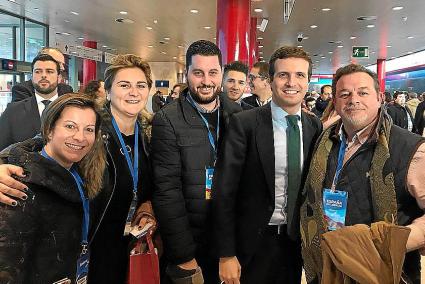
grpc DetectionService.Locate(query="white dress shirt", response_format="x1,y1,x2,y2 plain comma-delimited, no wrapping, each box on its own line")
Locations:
269,100,303,225
35,93,58,117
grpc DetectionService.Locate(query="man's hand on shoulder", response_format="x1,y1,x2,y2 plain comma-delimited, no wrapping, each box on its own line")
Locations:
219,256,241,284
0,164,28,206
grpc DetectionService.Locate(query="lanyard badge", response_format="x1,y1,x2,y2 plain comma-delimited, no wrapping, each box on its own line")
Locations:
205,167,214,200
323,189,348,231
111,117,140,236
187,95,220,200
323,135,349,231
71,169,90,284
41,149,90,283
75,244,89,284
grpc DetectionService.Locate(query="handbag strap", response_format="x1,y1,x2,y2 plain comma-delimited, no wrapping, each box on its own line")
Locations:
132,232,156,255
146,232,155,254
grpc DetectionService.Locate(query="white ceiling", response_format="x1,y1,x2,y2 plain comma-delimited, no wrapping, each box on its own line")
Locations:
1,0,425,74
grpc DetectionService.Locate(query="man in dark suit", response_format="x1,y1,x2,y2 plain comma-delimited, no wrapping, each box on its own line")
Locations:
387,91,415,132
11,47,73,102
222,61,252,110
0,54,61,150
241,61,272,108
213,46,322,284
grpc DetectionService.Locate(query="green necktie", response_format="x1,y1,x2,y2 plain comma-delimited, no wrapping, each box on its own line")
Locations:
286,115,301,226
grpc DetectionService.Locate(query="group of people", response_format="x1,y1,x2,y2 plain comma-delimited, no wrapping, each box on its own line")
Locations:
0,39,424,284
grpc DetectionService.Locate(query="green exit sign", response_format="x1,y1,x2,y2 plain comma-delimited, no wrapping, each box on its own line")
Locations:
352,46,369,58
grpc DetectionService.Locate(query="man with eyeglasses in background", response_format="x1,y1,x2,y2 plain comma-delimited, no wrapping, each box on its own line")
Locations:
222,61,252,110
11,47,73,102
241,62,272,108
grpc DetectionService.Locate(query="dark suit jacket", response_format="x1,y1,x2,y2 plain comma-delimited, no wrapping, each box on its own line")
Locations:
414,100,425,136
0,96,41,150
212,104,322,265
240,100,254,110
11,80,73,103
241,94,260,108
387,103,415,131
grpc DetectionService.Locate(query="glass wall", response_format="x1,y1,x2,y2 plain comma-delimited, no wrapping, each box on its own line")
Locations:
0,9,48,114
25,20,47,62
0,12,21,60
0,9,48,62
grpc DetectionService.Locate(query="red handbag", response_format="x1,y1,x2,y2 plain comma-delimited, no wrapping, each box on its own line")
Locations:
128,233,160,284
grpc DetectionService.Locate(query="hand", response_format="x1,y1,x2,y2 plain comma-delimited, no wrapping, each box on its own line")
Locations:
219,256,241,284
301,107,315,116
0,164,28,206
178,258,198,271
132,201,157,233
137,214,157,233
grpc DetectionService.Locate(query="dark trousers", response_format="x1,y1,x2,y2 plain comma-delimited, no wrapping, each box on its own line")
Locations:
240,225,303,284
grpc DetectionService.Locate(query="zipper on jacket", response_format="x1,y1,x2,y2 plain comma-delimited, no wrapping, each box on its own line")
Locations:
89,137,118,245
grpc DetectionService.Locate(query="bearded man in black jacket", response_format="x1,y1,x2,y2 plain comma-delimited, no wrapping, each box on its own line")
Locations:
151,40,241,283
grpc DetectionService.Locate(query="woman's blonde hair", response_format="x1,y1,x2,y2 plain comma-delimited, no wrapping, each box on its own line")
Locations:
104,54,152,93
41,93,106,198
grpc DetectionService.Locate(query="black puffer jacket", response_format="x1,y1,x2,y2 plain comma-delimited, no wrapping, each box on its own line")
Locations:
151,91,241,264
0,140,84,284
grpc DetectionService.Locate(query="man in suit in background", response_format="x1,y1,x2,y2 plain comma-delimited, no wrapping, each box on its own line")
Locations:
11,47,73,102
241,61,272,108
0,54,61,150
222,61,252,110
213,46,322,284
387,91,415,132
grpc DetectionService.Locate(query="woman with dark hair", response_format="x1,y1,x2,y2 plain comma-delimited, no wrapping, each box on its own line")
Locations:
83,79,107,106
0,93,106,283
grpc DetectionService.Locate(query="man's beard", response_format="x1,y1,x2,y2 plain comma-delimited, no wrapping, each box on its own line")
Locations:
190,84,221,104
341,105,368,129
33,81,58,95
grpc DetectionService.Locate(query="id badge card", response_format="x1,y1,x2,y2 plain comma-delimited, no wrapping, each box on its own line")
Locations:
76,248,90,284
323,188,348,231
205,167,214,200
124,191,138,236
52,278,71,284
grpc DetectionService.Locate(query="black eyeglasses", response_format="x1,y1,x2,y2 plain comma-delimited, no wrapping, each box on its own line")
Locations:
249,74,268,81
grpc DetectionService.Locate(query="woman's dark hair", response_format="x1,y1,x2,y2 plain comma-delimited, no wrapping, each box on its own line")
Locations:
83,80,103,96
41,93,106,198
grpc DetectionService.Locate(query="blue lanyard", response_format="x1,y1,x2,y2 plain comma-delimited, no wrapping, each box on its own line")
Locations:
111,117,139,194
186,95,220,158
331,134,347,190
41,149,90,246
